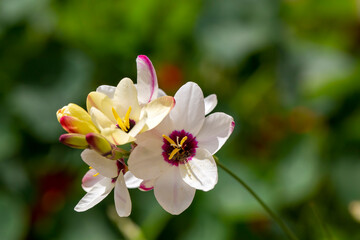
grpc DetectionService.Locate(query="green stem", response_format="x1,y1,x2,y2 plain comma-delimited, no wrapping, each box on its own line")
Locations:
214,156,298,240
309,202,333,240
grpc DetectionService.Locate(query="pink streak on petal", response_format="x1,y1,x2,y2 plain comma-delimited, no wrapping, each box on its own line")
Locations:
87,93,99,109
230,121,235,133
139,185,154,191
138,55,156,103
82,169,102,190
59,134,68,142
60,116,78,133
82,172,94,185
171,98,176,110
139,180,154,191
111,135,119,145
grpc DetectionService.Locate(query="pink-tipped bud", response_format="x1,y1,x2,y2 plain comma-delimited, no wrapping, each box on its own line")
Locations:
86,133,112,156
59,116,99,135
57,103,99,134
86,133,129,160
59,133,88,149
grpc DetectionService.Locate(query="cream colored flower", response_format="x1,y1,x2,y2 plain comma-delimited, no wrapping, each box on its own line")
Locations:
86,56,175,145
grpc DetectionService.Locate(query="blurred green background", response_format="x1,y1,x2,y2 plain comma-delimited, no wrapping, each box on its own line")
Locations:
1,0,360,239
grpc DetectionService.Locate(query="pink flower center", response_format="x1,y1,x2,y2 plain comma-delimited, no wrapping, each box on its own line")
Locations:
162,130,198,166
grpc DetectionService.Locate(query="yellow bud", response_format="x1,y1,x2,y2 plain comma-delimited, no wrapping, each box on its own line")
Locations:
57,103,99,134
86,133,112,156
86,133,129,160
59,133,88,149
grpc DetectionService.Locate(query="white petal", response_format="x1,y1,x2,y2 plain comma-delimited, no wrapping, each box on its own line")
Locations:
204,94,217,115
154,166,196,215
81,149,118,178
136,55,158,105
158,88,167,97
135,127,164,143
113,78,141,121
179,148,218,191
134,110,174,138
74,177,114,212
196,112,235,155
147,114,174,137
128,133,170,180
96,85,116,99
114,172,132,217
82,169,105,192
143,96,175,131
139,179,155,191
171,82,205,136
124,171,142,189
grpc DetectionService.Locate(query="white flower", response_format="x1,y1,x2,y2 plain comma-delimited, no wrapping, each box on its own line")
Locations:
87,55,175,145
75,149,142,217
128,82,235,215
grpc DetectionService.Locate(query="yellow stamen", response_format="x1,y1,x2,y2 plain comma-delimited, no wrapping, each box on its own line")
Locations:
117,119,128,132
112,107,120,121
180,136,188,147
169,148,181,160
112,107,127,132
89,166,92,169
93,172,99,177
162,134,176,146
124,106,131,129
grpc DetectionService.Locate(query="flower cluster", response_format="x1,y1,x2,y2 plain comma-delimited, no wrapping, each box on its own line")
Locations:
57,55,235,216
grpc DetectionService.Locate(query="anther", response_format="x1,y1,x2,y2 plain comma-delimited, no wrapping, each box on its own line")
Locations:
180,136,188,147
112,107,128,132
163,134,176,146
169,148,181,160
124,106,131,129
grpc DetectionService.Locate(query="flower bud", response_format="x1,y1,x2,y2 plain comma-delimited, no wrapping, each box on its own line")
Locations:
59,133,89,149
57,103,99,134
86,133,129,160
86,133,112,156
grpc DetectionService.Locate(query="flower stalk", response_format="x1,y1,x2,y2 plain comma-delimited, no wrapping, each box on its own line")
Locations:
214,156,298,240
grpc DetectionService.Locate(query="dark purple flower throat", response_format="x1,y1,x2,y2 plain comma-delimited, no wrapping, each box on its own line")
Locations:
162,130,198,166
